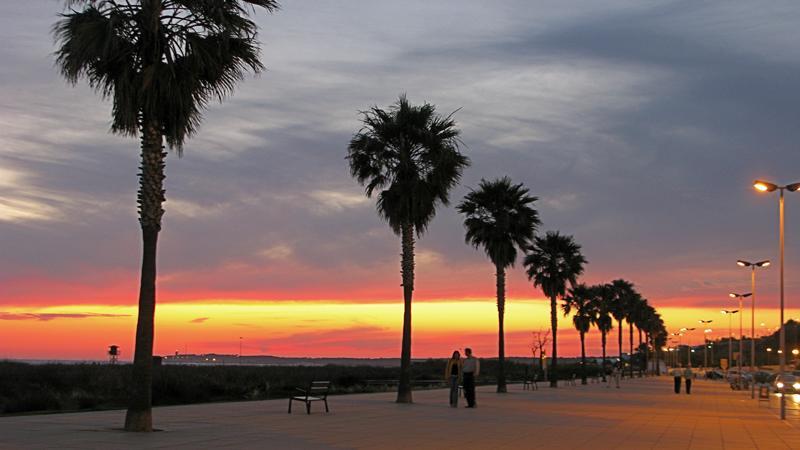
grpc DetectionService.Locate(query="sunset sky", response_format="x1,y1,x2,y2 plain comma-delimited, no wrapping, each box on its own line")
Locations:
3,1,800,360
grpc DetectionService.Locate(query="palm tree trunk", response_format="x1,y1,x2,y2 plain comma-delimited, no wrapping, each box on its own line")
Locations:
496,264,507,393
124,118,165,432
617,319,623,369
397,222,415,404
601,331,607,382
655,347,661,375
580,331,587,385
638,328,644,376
550,294,558,388
628,322,634,378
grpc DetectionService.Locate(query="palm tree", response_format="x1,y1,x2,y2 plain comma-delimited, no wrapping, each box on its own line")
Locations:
54,0,278,432
625,292,645,378
590,283,614,381
457,177,540,393
563,284,595,385
609,279,635,375
348,95,470,403
524,231,586,388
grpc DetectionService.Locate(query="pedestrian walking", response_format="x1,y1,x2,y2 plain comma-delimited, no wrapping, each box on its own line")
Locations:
444,350,463,407
683,366,693,395
607,362,621,388
462,348,480,408
671,366,682,394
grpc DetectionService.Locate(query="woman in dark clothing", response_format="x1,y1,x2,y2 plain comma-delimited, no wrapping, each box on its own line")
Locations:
444,351,463,407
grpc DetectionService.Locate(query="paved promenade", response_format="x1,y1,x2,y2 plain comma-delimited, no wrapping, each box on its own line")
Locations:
1,376,799,449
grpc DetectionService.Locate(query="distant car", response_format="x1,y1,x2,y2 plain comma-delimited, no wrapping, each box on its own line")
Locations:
773,373,800,394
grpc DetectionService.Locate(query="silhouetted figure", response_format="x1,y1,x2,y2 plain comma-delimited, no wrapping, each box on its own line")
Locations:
671,367,682,394
683,366,693,395
462,348,480,408
607,362,621,388
445,351,463,407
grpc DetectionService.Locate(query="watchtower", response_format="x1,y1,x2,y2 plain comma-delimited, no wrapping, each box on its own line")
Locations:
108,345,119,364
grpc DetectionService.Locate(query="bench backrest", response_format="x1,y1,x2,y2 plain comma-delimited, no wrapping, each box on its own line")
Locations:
309,381,331,398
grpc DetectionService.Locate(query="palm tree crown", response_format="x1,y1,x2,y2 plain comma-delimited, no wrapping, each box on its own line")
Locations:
563,284,595,335
524,231,587,298
55,0,277,150
348,95,470,235
458,177,540,268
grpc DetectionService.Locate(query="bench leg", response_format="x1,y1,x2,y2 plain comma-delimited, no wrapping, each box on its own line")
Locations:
324,399,329,413
288,398,292,414
306,401,311,415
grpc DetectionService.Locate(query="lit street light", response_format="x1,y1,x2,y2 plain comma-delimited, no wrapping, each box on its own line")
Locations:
753,179,800,419
722,309,739,381
699,320,713,368
680,327,696,367
729,292,752,388
737,260,769,378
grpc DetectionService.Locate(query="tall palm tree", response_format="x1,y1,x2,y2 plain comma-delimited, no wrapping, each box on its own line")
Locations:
563,284,595,385
524,231,586,388
54,0,278,432
348,95,470,403
610,279,635,374
457,177,540,393
590,283,614,381
625,292,644,377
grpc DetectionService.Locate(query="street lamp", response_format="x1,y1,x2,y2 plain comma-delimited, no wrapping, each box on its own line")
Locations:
753,179,800,419
767,347,773,365
722,309,739,381
699,320,713,367
680,327,696,367
729,292,752,386
737,259,770,375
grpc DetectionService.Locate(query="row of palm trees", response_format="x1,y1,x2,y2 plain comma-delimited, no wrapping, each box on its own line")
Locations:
52,0,668,431
348,96,668,398
563,280,668,385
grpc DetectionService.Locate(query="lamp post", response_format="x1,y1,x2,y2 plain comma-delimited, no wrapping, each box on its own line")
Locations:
722,309,739,380
699,320,713,367
737,260,770,373
680,327,696,367
767,347,773,365
753,180,800,419
729,292,752,388
671,332,683,366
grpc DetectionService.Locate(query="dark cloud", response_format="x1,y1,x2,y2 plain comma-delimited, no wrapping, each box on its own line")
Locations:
189,317,209,324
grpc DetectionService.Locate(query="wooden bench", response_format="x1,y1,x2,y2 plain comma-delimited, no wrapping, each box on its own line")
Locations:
288,381,330,414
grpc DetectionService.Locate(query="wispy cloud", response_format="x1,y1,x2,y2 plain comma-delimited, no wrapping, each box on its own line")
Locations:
189,317,209,324
0,312,130,321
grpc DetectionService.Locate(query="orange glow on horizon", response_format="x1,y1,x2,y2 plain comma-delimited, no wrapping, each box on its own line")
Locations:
1,299,798,361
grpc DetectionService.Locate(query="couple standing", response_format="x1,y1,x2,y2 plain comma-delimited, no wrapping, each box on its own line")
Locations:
445,348,480,408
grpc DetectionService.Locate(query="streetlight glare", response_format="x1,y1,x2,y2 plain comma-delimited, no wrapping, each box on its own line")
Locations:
759,260,771,267
754,180,777,192
737,260,748,267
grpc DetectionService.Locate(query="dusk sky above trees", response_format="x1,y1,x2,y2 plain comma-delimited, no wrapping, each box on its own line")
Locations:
2,1,800,359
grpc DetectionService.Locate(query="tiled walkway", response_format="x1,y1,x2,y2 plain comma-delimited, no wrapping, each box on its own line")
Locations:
1,376,799,449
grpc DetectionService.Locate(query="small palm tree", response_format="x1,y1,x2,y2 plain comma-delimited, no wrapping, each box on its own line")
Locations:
590,283,614,381
54,0,278,432
524,231,586,388
348,95,470,403
563,284,595,385
457,177,540,393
